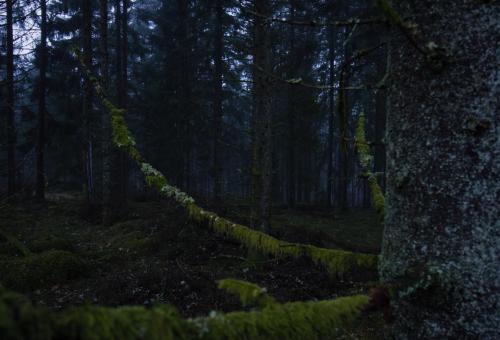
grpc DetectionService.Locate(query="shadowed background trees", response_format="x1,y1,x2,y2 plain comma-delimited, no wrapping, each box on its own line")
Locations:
0,0,389,230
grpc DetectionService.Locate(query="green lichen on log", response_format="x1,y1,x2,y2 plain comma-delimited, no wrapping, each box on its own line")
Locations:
304,245,378,279
56,304,196,340
76,59,377,279
0,286,369,339
355,113,385,222
187,204,378,278
218,279,276,308
193,295,370,340
141,163,194,205
0,285,54,339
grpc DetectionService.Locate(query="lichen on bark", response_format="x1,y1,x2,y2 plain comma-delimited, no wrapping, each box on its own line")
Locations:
355,113,385,221
380,1,500,338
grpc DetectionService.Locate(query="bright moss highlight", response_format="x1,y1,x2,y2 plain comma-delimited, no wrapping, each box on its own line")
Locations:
355,113,385,222
0,286,369,340
218,279,276,308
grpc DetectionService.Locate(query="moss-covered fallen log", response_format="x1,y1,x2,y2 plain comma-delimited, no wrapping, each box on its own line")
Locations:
0,285,370,340
217,279,276,308
75,52,378,278
188,204,377,277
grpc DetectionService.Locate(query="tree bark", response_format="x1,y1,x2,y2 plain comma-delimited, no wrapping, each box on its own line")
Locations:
119,0,129,204
286,1,296,209
212,0,224,202
111,0,127,214
6,0,15,196
337,70,349,211
36,0,48,201
176,0,193,193
82,0,94,207
115,0,123,107
374,36,389,193
380,1,500,338
99,0,113,224
326,25,335,208
251,0,273,233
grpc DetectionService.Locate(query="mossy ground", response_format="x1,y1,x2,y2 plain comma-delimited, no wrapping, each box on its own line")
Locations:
0,195,384,338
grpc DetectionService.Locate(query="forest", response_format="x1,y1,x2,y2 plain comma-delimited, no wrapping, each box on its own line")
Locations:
0,0,498,339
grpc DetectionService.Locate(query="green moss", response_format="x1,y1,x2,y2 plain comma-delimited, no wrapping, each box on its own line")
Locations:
355,113,373,169
367,174,385,222
376,0,404,26
0,287,54,340
305,246,378,279
1,284,370,340
108,231,154,255
188,205,377,278
140,163,195,205
28,235,74,253
355,114,385,223
56,304,196,340
218,279,276,308
0,229,30,257
195,295,370,340
0,250,87,291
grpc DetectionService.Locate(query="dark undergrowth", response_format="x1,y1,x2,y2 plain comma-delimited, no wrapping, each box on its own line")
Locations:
0,194,385,338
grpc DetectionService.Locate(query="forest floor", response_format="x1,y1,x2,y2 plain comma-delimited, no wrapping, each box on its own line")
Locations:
0,194,385,338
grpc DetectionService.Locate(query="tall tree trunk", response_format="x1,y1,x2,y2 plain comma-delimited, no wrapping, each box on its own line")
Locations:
212,0,224,202
120,0,129,203
374,37,389,192
111,0,127,213
337,28,351,211
337,71,349,211
99,0,113,223
115,0,123,106
177,0,192,193
326,25,335,208
286,1,296,209
36,0,48,201
82,0,94,207
121,0,128,109
6,0,15,196
380,1,500,338
251,0,273,233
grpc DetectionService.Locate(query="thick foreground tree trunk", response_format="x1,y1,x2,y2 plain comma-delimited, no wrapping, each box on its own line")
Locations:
380,1,499,338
